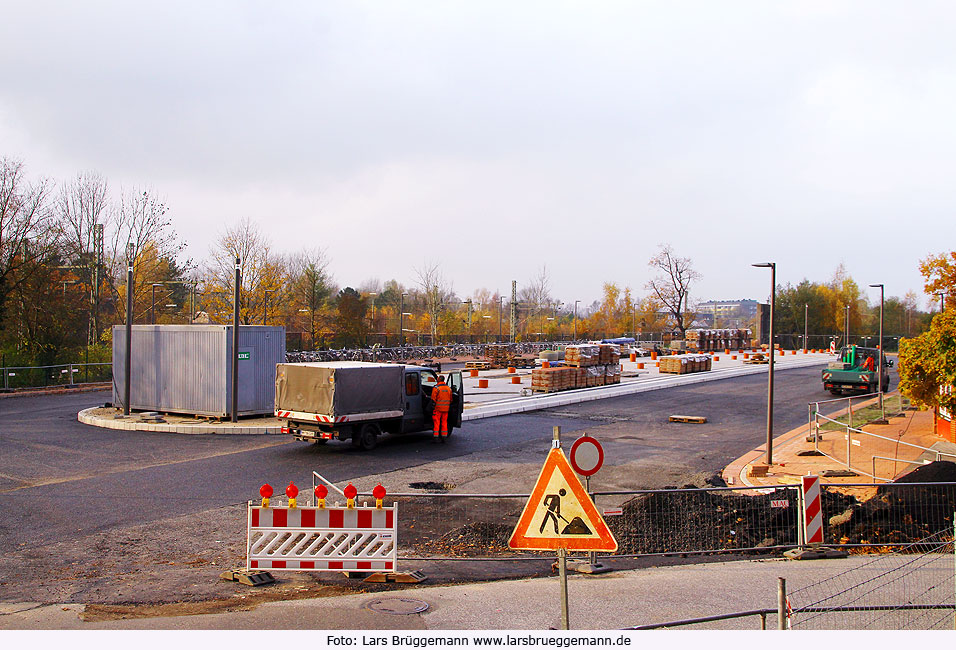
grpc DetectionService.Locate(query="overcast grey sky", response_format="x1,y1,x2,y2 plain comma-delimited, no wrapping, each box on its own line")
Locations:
1,1,952,307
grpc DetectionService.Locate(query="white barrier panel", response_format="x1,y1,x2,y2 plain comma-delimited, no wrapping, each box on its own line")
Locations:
801,475,823,544
247,504,398,572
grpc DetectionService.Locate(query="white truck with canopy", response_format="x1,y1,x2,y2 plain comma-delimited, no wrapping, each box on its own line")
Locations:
275,361,464,450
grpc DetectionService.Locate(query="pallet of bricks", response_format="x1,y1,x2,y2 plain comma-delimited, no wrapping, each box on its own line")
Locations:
531,366,574,393
659,353,712,374
484,344,512,369
686,329,752,352
563,344,621,388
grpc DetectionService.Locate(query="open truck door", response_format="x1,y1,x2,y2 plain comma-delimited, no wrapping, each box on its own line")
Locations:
448,370,464,429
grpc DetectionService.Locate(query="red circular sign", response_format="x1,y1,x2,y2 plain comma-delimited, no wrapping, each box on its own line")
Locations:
570,435,604,476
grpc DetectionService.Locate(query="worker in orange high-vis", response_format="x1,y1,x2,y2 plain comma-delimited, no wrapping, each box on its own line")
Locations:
430,375,454,443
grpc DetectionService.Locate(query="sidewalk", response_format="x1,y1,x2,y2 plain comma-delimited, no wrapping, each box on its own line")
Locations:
0,555,922,630
722,395,954,492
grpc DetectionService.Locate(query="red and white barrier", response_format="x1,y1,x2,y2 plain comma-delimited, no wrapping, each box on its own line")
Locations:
247,504,398,572
801,475,823,544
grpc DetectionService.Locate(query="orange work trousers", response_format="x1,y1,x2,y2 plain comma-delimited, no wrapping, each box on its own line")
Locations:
432,410,449,437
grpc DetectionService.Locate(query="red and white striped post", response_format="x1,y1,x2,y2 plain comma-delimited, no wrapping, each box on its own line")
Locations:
801,475,824,545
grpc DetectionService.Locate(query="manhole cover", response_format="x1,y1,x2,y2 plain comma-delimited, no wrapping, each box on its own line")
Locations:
365,597,430,615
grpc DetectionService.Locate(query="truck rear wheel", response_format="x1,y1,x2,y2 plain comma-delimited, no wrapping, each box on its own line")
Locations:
353,423,379,451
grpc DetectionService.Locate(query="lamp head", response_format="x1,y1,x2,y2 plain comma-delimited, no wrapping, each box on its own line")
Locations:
751,262,774,268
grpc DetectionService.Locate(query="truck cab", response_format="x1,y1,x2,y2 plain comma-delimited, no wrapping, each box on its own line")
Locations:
822,346,890,396
401,367,463,434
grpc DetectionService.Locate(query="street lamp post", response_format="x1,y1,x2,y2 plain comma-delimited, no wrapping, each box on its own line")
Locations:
804,303,808,352
498,295,503,343
753,262,776,466
124,243,135,416
231,256,241,423
844,305,850,348
400,293,408,345
263,289,275,325
150,283,164,324
573,300,580,342
936,292,946,313
367,292,377,343
869,283,885,417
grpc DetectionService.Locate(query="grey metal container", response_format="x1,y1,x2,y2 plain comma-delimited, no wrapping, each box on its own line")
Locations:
112,325,286,417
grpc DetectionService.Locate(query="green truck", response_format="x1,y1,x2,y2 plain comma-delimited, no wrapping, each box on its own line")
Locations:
821,346,890,396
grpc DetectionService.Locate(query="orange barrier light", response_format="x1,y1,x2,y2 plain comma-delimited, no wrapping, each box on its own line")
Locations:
478,378,488,388
511,376,521,384
470,368,478,377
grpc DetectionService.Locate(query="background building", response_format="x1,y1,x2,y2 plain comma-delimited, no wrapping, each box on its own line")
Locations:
695,299,759,328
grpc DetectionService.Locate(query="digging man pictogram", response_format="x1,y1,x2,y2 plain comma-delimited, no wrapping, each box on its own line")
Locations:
539,488,592,535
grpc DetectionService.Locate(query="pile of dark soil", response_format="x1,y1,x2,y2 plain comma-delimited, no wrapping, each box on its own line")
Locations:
826,462,956,546
611,488,799,554
401,463,956,558
895,460,956,483
427,522,516,556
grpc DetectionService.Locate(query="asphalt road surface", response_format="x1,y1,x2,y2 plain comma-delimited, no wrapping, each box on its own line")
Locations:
0,364,850,550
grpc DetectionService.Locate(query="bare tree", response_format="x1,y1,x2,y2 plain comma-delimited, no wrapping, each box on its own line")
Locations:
204,217,287,325
415,261,454,343
55,171,112,344
289,247,335,344
109,187,188,327
646,244,701,337
0,158,55,329
519,265,554,334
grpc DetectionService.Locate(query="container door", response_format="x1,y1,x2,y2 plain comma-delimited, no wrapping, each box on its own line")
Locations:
448,370,463,429
238,347,256,413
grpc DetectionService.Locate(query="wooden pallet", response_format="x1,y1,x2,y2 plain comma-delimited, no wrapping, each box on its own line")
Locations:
530,385,567,393
743,358,769,365
669,415,707,424
465,360,491,369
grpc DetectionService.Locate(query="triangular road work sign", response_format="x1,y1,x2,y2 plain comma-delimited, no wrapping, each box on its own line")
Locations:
509,447,618,552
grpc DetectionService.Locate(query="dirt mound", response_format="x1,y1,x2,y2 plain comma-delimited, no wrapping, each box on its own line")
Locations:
825,463,956,546
894,460,956,484
427,522,514,556
611,488,799,554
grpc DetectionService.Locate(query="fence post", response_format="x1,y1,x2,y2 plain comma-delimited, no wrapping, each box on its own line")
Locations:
68,363,74,386
777,577,788,630
796,484,805,548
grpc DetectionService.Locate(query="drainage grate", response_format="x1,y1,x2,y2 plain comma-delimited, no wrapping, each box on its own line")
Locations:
365,597,430,615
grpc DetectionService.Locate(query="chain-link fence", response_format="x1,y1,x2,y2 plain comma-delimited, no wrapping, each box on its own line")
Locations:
1,362,112,390
823,483,956,548
788,526,955,630
311,483,802,560
297,481,956,561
